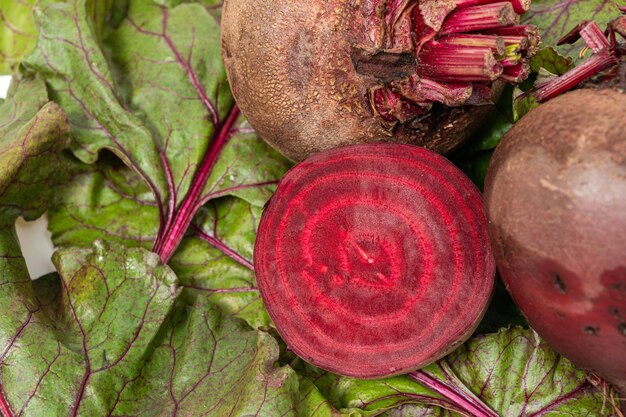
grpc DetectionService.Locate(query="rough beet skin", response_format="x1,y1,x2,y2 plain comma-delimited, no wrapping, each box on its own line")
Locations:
222,0,538,161
254,143,496,378
485,89,626,395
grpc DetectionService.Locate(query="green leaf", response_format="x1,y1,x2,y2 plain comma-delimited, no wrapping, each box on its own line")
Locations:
447,328,614,416
529,47,575,76
0,239,179,416
172,198,270,328
110,297,298,416
512,87,540,122
295,328,616,416
24,0,169,205
292,362,461,416
24,0,290,232
455,151,493,192
452,108,511,159
197,117,291,207
381,405,454,416
195,0,224,21
0,0,38,74
0,84,296,414
0,231,297,416
523,0,622,61
48,154,161,250
297,377,347,417
0,76,71,220
48,159,271,328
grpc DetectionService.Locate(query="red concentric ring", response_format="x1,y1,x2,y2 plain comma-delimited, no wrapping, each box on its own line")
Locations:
254,143,495,378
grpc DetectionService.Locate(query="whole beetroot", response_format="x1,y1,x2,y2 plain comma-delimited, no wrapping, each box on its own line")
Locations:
485,88,626,396
222,0,538,161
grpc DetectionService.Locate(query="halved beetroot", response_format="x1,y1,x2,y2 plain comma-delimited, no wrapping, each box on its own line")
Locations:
254,143,496,378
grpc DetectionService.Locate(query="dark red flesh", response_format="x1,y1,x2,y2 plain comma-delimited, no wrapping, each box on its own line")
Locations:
254,143,495,378
485,89,626,396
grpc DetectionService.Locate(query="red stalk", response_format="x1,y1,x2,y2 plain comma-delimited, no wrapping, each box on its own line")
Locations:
192,225,255,271
500,62,529,82
155,105,241,263
533,51,618,102
372,89,400,122
412,78,474,106
385,0,413,28
440,34,505,55
610,16,626,41
441,2,519,35
389,76,474,107
580,22,611,53
484,25,534,36
507,0,530,14
409,369,499,417
419,44,503,82
0,387,12,417
560,21,612,53
484,25,540,53
455,0,529,14
557,21,589,46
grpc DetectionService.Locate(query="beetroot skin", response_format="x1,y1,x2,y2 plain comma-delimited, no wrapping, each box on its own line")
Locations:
485,89,626,393
222,0,537,161
254,143,495,378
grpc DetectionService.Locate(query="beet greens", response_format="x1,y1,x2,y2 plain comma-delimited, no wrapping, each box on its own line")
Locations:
0,0,623,416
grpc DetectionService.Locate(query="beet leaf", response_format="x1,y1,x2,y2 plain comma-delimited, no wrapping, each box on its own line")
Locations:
523,0,622,60
45,156,270,328
0,76,72,220
0,237,297,415
293,328,617,416
0,73,295,417
0,1,51,74
24,0,290,262
0,1,622,416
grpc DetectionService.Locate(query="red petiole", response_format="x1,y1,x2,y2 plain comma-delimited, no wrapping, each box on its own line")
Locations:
153,105,241,263
372,0,537,121
192,224,255,271
533,21,623,102
0,386,12,417
409,365,499,417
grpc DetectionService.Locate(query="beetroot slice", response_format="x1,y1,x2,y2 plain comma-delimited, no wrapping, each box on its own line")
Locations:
254,143,495,378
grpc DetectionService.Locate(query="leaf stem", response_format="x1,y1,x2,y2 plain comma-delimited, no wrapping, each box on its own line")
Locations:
533,50,618,102
579,22,611,53
161,8,219,126
419,44,503,82
153,150,178,252
192,225,255,271
180,284,259,294
454,0,530,14
155,104,241,263
526,380,593,417
408,367,499,417
0,385,13,417
441,2,519,35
